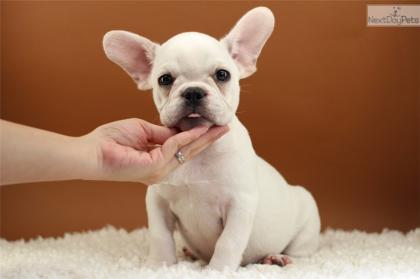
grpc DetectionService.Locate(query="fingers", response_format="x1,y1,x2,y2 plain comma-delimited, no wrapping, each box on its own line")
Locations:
161,125,229,176
140,121,177,145
145,125,228,184
161,126,210,161
181,126,229,160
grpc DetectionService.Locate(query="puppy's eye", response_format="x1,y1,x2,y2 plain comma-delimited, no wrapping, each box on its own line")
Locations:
214,69,230,82
158,74,174,86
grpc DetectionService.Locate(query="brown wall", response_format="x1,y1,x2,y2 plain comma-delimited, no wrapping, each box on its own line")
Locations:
1,1,419,240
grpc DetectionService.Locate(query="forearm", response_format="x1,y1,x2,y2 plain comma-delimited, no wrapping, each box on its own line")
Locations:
0,120,97,185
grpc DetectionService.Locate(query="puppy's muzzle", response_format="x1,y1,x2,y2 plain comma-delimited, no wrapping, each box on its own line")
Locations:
182,87,207,109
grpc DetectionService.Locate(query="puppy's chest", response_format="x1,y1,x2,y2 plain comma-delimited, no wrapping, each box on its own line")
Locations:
158,184,230,232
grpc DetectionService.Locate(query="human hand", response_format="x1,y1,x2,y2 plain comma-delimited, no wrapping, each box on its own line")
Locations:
80,118,229,184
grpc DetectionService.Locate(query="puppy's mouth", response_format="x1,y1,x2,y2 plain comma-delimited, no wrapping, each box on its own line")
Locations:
175,112,214,131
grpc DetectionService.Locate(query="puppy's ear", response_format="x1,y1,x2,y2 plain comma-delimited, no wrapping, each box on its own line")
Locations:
103,30,159,90
221,7,275,78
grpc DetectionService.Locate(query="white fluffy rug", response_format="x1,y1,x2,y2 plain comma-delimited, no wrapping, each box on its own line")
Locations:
1,226,419,279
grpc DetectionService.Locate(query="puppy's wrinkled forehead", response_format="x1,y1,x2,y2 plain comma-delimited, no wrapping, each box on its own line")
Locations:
153,32,234,79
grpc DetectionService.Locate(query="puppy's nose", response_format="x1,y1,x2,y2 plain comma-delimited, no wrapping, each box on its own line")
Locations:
182,87,207,107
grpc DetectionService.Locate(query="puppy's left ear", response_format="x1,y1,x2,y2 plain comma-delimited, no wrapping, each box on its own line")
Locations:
103,30,159,90
221,7,275,78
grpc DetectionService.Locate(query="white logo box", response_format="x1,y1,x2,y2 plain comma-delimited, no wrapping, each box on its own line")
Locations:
367,5,420,27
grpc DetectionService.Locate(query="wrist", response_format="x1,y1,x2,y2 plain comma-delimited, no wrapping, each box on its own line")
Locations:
70,135,102,181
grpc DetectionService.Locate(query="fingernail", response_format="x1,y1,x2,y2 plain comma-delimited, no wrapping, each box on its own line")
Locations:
198,126,210,132
193,126,210,136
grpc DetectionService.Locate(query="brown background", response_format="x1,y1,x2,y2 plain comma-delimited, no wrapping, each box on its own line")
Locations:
1,1,419,240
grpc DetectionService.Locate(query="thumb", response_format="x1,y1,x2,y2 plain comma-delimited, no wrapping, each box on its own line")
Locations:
142,121,177,145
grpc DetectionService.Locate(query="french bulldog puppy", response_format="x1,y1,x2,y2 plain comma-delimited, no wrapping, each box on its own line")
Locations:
103,7,320,271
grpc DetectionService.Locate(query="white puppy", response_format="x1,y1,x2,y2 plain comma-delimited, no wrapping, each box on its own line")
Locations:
103,7,320,270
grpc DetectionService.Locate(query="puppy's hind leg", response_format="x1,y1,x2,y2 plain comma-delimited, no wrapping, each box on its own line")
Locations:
284,186,321,257
258,254,292,267
182,247,198,261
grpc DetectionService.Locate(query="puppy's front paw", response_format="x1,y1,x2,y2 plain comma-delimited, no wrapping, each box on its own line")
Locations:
144,258,176,269
258,254,292,267
208,257,240,271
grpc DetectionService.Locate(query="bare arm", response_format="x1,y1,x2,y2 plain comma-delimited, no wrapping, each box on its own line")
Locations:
0,119,228,185
0,120,96,184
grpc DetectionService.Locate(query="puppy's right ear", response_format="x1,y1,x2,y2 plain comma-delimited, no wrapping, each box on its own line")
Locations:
103,30,159,90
